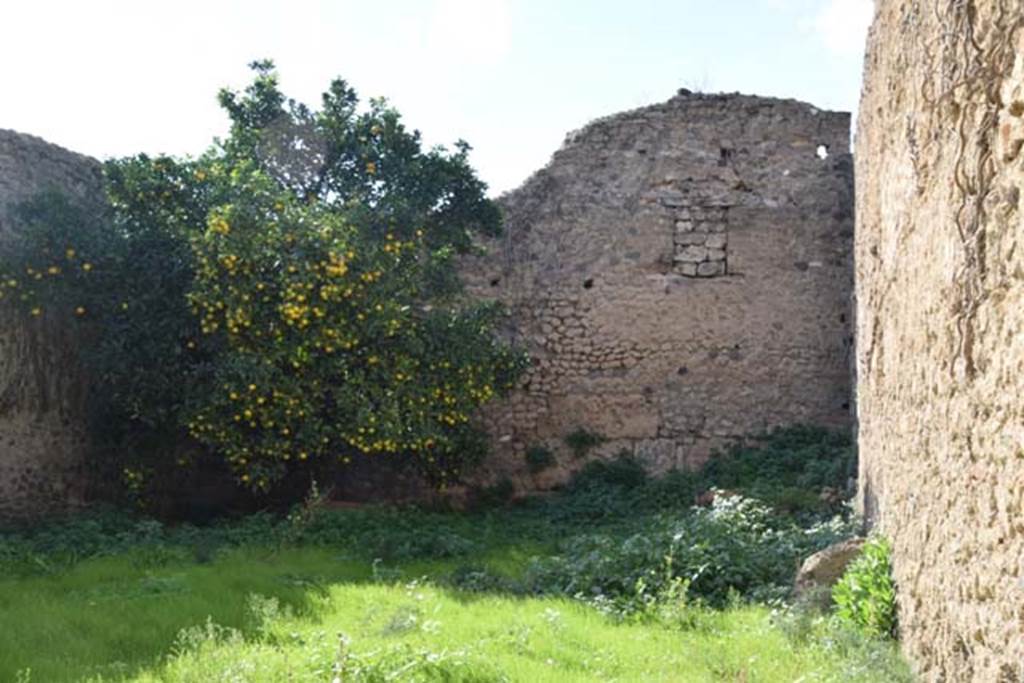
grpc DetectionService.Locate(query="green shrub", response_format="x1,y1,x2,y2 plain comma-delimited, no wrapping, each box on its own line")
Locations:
544,453,654,524
527,493,855,610
564,428,605,458
698,425,856,517
547,426,852,525
473,478,516,508
0,508,281,578
832,536,898,639
524,446,555,474
569,452,647,491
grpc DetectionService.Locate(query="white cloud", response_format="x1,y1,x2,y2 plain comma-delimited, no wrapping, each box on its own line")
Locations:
811,0,873,57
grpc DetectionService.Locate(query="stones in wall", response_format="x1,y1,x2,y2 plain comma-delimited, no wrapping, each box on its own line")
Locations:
462,92,855,489
672,204,728,278
856,1,1024,679
0,129,101,523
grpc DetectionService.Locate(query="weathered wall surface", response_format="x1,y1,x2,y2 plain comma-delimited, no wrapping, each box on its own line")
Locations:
0,129,101,522
856,1,1024,680
463,93,854,488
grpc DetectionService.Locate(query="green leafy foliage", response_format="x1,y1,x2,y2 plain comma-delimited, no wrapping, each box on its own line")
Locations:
698,425,856,517
563,427,605,458
535,426,853,526
0,60,525,496
0,425,859,621
473,478,516,508
524,446,556,473
832,536,898,639
526,494,854,610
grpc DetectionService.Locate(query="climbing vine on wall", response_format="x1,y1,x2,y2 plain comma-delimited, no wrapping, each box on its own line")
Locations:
0,61,526,496
917,0,1024,380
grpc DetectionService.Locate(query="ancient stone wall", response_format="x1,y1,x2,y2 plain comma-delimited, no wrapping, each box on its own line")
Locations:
0,97,856,516
0,129,101,523
856,1,1024,679
462,93,855,488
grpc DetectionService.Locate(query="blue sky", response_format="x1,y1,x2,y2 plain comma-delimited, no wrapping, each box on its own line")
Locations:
2,0,872,195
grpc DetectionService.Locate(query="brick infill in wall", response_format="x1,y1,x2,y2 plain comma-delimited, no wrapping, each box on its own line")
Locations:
672,203,728,277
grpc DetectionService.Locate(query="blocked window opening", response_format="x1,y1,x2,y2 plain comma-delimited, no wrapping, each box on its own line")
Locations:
672,204,728,278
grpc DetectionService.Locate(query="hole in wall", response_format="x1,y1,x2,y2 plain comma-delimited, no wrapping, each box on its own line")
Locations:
583,278,594,289
489,277,501,287
841,402,850,410
816,144,830,160
677,366,689,376
839,313,847,323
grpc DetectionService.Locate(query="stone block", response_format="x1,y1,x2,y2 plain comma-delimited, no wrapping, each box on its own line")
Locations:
705,233,728,249
697,261,725,277
675,245,708,263
658,191,687,207
675,232,707,246
794,537,865,601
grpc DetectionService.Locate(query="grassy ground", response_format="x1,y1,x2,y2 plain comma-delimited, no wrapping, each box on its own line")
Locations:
1,546,907,682
0,428,913,682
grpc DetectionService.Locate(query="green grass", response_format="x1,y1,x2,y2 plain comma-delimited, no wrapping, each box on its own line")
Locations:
0,427,911,682
2,546,909,682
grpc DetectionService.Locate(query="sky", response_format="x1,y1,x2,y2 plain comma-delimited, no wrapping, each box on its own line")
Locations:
2,0,873,195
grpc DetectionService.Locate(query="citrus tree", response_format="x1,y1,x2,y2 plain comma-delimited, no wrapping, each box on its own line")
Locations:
0,61,524,496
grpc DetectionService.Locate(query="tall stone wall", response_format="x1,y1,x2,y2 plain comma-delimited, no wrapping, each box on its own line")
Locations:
463,93,855,488
0,129,101,522
856,1,1024,679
